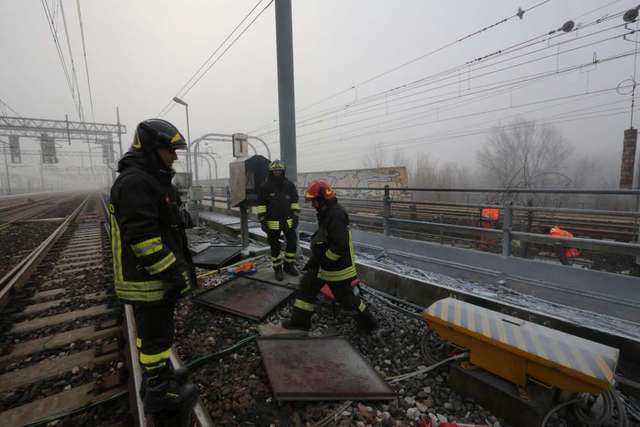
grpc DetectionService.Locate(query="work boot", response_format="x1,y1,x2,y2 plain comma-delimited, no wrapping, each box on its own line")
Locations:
142,367,198,414
281,307,312,331
172,366,190,384
274,265,284,281
355,308,379,333
283,263,299,277
140,366,189,398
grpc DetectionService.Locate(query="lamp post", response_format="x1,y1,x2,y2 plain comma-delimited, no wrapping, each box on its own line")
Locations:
172,96,192,184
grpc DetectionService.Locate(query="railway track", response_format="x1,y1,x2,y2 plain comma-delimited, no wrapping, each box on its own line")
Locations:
0,195,128,426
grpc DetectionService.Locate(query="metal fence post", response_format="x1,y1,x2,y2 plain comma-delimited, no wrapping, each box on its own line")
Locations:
225,185,231,211
209,186,215,211
502,200,513,257
383,185,391,236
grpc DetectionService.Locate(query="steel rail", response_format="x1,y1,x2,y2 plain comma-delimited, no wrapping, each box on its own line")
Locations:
0,196,88,308
100,194,213,427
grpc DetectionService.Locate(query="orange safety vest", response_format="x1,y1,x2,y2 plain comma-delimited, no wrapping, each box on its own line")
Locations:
481,208,500,222
549,226,581,258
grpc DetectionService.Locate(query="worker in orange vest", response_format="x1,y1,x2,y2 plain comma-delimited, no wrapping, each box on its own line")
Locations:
479,207,500,251
547,226,580,265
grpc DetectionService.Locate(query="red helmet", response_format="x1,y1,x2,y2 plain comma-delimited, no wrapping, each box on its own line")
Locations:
304,179,336,201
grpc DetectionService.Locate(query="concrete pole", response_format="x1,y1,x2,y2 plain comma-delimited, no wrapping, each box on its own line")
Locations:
2,146,10,195
275,0,297,183
116,106,123,158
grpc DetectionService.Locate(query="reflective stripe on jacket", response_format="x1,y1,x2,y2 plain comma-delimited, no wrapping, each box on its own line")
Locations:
310,200,357,282
109,152,194,303
256,176,299,230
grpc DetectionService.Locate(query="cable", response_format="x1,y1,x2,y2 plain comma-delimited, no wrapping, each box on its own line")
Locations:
60,0,84,121
157,0,267,117
0,98,21,117
41,0,79,119
253,0,555,134
185,334,257,370
253,4,626,139
76,0,95,121
160,0,274,118
298,49,638,152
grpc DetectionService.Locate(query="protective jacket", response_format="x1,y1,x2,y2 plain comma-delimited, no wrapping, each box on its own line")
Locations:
256,176,300,230
109,150,194,303
309,199,357,282
549,226,581,258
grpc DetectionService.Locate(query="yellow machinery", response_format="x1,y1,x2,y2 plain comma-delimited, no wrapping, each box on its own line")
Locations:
423,297,618,393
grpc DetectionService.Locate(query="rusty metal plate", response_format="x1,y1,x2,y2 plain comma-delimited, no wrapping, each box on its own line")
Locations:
192,245,242,269
192,277,295,321
257,336,396,401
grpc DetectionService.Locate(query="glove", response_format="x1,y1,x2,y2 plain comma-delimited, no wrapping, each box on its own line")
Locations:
292,216,299,229
160,263,193,300
260,222,268,233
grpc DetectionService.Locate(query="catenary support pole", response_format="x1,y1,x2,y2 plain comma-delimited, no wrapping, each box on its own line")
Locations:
275,0,297,183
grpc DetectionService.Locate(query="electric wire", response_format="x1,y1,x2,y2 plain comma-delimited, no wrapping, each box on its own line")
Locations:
40,0,79,119
289,21,631,136
0,98,21,117
253,4,628,141
159,0,274,118
157,0,266,117
59,0,84,121
76,0,95,121
297,48,638,152
251,0,555,135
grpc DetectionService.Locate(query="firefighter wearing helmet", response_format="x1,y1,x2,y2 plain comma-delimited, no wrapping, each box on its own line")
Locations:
281,179,378,332
256,160,300,281
109,119,197,414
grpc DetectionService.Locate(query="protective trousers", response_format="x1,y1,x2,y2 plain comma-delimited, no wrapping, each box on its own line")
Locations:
133,298,176,374
289,270,367,329
267,227,297,268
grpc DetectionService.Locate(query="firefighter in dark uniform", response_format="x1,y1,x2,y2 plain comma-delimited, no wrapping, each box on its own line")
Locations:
282,179,378,332
256,160,300,281
109,119,197,414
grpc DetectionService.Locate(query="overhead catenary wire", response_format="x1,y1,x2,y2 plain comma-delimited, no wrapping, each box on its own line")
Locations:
59,0,84,121
255,10,628,141
0,97,21,117
76,0,95,121
248,0,555,134
157,0,267,118
159,0,274,118
41,0,80,120
263,16,630,140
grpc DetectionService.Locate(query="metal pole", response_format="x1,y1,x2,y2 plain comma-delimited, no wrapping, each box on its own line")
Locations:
116,106,123,158
383,184,391,236
186,104,193,185
502,200,513,257
275,0,297,183
2,146,10,195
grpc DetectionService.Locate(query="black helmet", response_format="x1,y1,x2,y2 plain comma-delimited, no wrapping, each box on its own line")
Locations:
269,160,285,172
131,119,187,152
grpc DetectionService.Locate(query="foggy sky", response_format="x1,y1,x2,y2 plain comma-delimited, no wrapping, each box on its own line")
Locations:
1,0,638,181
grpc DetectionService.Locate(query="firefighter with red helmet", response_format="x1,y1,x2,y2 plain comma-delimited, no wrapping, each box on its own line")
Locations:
256,160,300,281
109,119,197,415
281,179,378,332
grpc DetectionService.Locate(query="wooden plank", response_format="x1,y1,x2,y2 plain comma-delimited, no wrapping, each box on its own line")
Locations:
53,260,104,271
0,326,120,364
0,382,126,427
0,350,96,393
22,299,68,315
10,305,114,335
27,288,66,302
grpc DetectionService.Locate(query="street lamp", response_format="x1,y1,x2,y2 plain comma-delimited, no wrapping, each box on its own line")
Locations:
172,96,192,183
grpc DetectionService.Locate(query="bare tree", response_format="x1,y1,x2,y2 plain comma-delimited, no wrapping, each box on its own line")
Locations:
477,119,573,189
361,143,388,169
